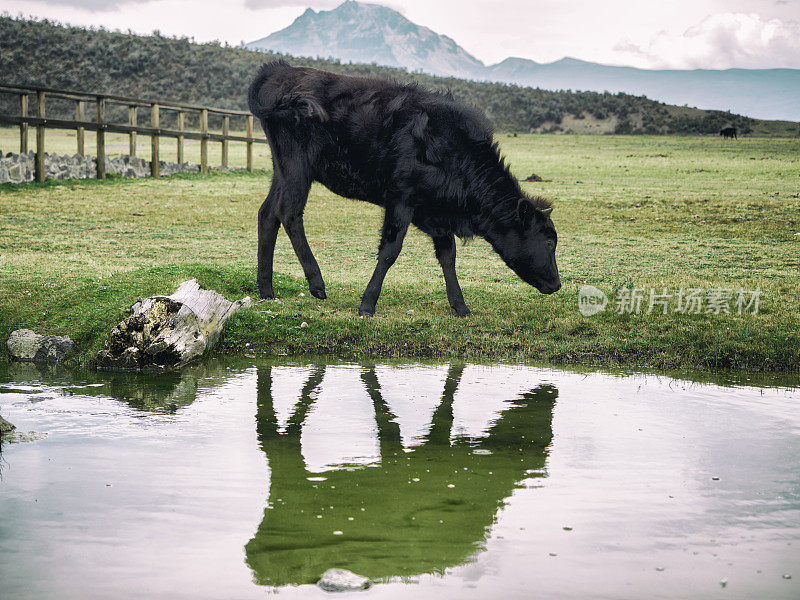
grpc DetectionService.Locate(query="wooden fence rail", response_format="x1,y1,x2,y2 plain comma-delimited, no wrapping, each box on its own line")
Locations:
0,83,268,182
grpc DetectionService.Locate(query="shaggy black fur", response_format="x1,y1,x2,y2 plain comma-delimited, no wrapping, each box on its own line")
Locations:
248,60,561,316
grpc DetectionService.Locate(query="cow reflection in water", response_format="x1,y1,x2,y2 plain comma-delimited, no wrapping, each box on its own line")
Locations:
246,364,557,587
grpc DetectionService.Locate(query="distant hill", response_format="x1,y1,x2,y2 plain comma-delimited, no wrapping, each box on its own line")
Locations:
247,1,800,122
1,16,796,137
487,57,800,122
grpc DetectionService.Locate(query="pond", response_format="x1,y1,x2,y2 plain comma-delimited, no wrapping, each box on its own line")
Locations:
0,359,798,599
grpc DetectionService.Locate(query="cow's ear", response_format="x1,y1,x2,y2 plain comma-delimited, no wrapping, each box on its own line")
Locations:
517,199,534,225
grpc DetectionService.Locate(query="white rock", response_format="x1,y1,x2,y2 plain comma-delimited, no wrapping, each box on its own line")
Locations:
6,329,76,364
317,568,372,592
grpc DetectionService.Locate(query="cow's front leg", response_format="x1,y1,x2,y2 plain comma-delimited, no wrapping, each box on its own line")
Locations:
432,234,470,317
359,205,412,316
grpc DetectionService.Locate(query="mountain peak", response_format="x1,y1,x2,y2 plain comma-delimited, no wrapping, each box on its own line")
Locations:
246,1,484,78
245,2,799,120
496,57,542,67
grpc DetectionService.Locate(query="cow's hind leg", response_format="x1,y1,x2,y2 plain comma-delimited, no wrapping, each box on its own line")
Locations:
276,178,327,300
359,204,413,316
432,234,470,317
260,163,326,300
257,184,281,299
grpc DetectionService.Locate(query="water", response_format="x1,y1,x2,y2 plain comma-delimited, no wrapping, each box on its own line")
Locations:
0,359,798,599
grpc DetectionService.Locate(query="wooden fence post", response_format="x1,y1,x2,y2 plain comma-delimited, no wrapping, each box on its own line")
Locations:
76,100,85,156
246,115,254,173
19,94,28,154
177,111,184,164
96,95,106,179
221,115,229,168
128,106,137,157
35,91,45,182
151,103,160,178
200,108,208,174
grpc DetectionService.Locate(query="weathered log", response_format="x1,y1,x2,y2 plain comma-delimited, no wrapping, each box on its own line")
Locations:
96,279,251,372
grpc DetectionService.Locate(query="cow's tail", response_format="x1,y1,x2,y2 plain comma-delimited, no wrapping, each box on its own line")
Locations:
248,60,328,125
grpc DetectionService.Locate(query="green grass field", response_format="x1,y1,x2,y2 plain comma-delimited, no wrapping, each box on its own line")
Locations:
1,130,799,371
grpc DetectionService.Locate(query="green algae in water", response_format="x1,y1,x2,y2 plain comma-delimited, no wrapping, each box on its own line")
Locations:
1,430,47,443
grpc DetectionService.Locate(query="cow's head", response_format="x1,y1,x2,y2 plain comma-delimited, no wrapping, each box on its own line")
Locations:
492,197,561,294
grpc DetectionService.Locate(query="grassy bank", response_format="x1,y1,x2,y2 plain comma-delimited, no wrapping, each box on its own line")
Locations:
1,134,799,371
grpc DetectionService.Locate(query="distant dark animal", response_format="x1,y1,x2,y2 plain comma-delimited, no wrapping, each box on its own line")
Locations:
720,126,738,139
248,60,560,317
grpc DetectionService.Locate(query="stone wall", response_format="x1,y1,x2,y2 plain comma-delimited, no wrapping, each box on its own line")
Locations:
0,151,203,183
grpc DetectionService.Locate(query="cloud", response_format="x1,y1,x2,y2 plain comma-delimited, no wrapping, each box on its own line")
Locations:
36,0,151,11
243,0,340,8
615,12,800,69
11,0,334,14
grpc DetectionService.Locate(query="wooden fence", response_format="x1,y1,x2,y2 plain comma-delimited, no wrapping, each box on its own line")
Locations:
0,83,268,182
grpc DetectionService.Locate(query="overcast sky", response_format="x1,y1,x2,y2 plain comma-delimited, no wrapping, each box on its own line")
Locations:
3,0,799,69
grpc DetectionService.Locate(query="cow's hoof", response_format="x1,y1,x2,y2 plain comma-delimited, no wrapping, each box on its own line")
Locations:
259,288,275,300
358,306,375,317
453,305,471,318
310,288,327,300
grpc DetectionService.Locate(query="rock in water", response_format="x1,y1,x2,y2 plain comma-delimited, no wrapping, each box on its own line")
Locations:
0,414,15,434
96,279,251,371
6,329,76,364
317,569,372,592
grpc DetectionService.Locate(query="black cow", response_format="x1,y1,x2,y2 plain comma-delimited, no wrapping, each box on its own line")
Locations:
248,61,560,317
720,126,738,139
